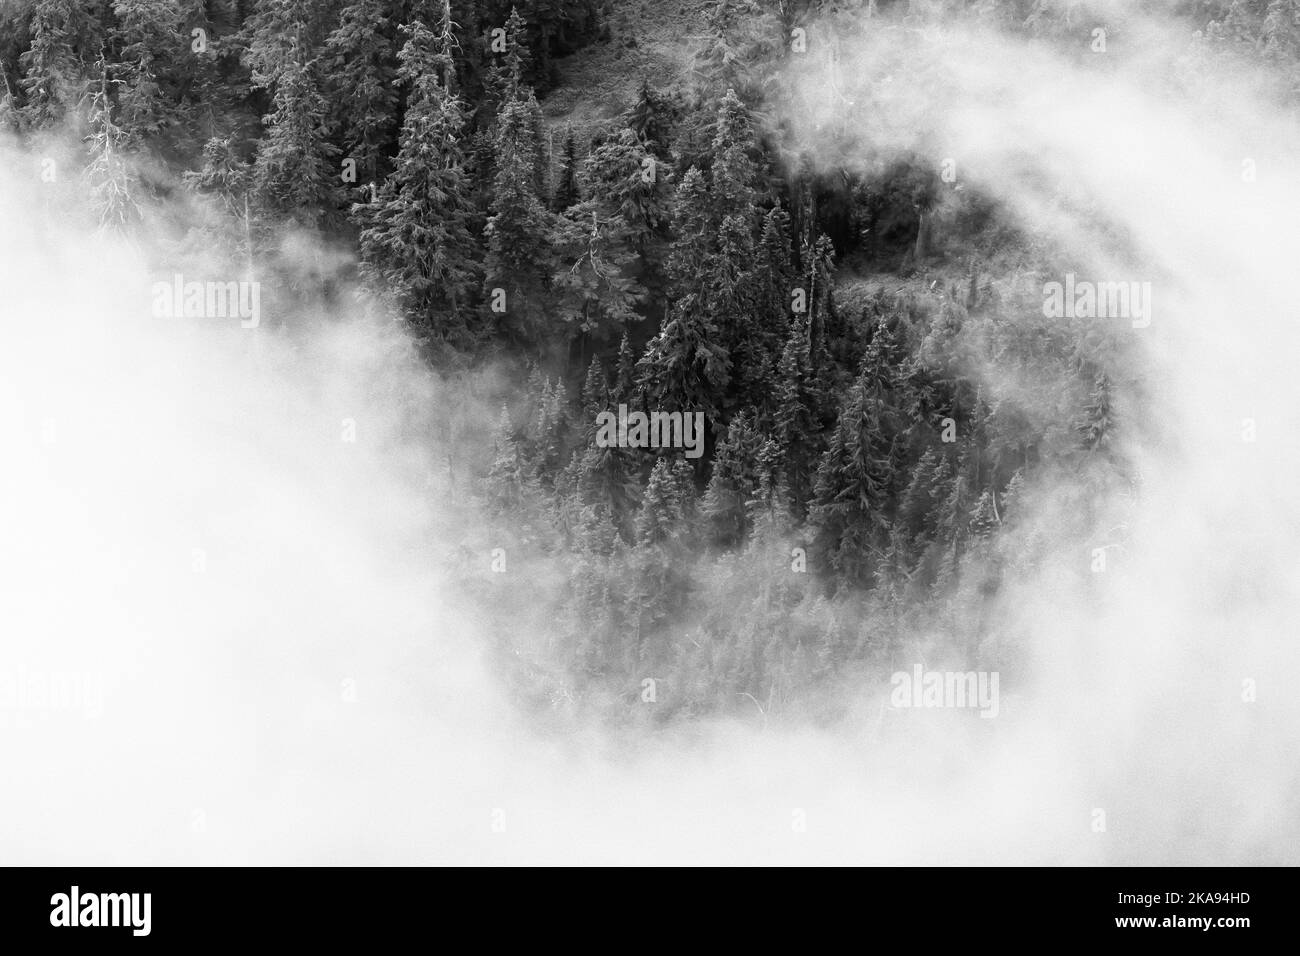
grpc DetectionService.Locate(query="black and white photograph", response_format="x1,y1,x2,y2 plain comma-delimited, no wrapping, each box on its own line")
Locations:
0,0,1295,925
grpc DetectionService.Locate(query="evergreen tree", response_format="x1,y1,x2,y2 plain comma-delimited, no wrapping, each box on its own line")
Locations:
637,456,683,547
325,0,401,185
624,78,676,150
572,437,640,542
581,126,670,251
773,313,822,516
809,330,908,588
1078,371,1115,453
183,135,257,271
612,329,638,404
638,165,730,421
0,69,20,133
691,0,761,98
486,405,534,515
242,0,340,227
20,0,92,128
483,91,554,347
172,0,249,149
111,0,182,144
241,0,331,83
969,489,998,538
702,410,765,548
629,456,696,654
551,126,580,211
84,58,141,233
252,54,340,228
486,5,531,103
357,16,480,350
580,356,607,426
524,375,568,482
551,201,642,340
643,91,764,419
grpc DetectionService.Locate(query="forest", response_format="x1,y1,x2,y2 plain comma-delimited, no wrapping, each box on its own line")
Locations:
2,0,1296,728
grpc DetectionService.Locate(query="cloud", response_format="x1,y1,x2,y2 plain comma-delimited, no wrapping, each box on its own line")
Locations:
1,2,1297,863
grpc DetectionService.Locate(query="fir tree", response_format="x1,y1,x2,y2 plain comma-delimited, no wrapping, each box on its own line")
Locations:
624,79,676,150
252,53,340,228
639,165,730,421
702,410,765,548
111,0,182,144
183,135,257,272
612,330,638,404
581,126,670,251
486,5,531,103
552,202,642,340
773,313,822,516
552,126,580,211
325,0,401,185
580,356,607,426
486,405,533,516
1078,371,1115,453
20,0,92,128
357,16,480,350
809,340,906,588
637,456,682,547
483,91,554,348
84,59,141,233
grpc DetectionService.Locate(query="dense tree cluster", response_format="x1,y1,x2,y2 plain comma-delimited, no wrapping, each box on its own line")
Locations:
3,0,1294,723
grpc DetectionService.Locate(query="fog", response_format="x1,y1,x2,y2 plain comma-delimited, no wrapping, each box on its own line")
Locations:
1,2,1296,864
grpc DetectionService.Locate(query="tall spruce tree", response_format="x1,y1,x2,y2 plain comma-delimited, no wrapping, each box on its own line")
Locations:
20,0,93,128
84,57,141,232
483,90,554,347
325,0,401,186
245,0,339,228
357,14,480,351
111,0,182,144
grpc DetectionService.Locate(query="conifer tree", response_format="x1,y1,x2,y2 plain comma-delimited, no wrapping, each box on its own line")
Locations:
0,69,20,133
629,456,696,650
691,0,761,99
252,55,339,228
580,356,607,426
809,336,906,587
243,0,339,228
773,313,822,516
624,79,676,150
581,126,670,251
486,5,531,104
358,15,480,350
20,0,92,128
486,405,534,516
702,410,765,548
111,0,182,144
639,165,730,421
969,489,998,538
483,91,554,347
325,0,401,185
551,201,642,340
572,437,640,542
1078,371,1115,453
552,126,580,211
637,456,683,547
84,58,141,232
183,135,256,271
